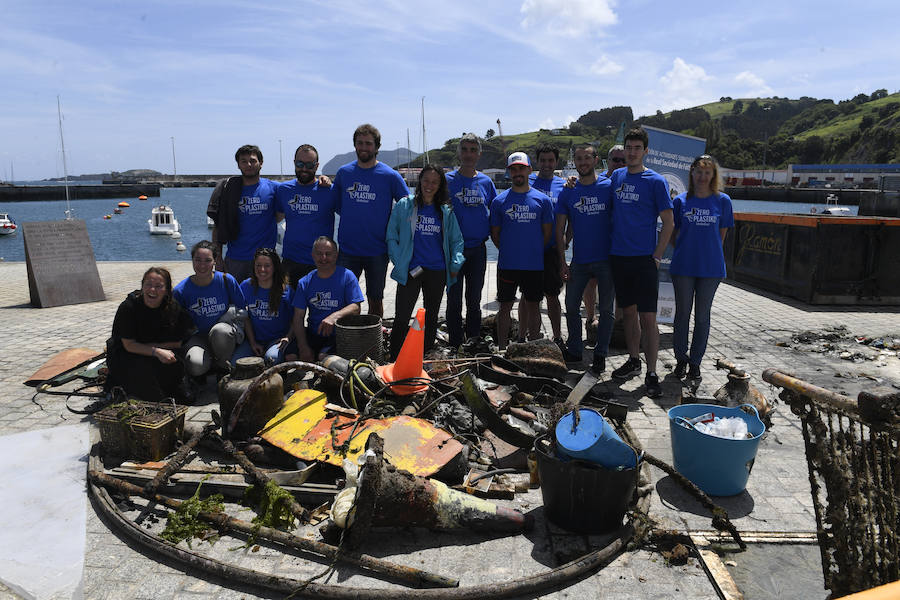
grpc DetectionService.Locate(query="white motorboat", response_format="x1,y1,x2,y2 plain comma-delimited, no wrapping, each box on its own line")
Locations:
148,205,180,235
0,213,16,235
811,193,852,216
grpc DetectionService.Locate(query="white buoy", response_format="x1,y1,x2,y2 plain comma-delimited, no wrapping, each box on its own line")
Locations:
175,241,186,252
169,231,182,239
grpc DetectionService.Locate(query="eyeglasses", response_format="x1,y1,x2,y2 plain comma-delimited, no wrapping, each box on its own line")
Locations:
609,157,626,164
294,160,317,169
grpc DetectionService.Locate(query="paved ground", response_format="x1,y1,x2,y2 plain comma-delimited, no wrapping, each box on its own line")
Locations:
1,260,898,599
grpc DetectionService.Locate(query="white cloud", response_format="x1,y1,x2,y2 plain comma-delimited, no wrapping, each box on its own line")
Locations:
734,71,774,96
657,58,715,110
520,0,617,37
589,54,623,76
537,114,577,130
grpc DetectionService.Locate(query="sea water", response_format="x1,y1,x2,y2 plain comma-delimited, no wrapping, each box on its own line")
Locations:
0,188,859,263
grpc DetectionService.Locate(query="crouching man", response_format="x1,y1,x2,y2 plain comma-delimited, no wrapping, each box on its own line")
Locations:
291,236,365,361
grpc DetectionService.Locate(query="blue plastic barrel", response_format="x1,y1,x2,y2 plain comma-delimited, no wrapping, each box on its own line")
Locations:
555,409,639,470
667,403,766,496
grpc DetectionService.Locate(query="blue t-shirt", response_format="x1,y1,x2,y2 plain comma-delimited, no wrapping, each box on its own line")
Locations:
556,178,613,264
529,174,565,249
489,188,553,271
410,204,445,271
446,170,496,247
173,272,245,336
226,178,279,261
670,192,734,279
275,180,336,265
240,279,295,344
609,168,673,256
333,161,410,256
293,266,365,333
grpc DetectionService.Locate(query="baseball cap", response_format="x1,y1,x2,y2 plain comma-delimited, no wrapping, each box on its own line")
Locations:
507,152,531,167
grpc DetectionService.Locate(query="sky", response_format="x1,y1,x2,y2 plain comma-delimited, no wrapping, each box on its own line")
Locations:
2,0,898,181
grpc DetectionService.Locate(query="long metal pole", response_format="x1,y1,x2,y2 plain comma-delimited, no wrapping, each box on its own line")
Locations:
170,136,177,179
278,138,283,177
57,95,72,219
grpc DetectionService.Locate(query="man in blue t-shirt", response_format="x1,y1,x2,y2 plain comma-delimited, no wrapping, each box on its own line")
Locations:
445,133,497,347
291,236,365,361
528,143,565,348
607,128,674,398
207,145,279,283
555,144,614,374
332,124,410,317
490,152,553,349
276,143,336,287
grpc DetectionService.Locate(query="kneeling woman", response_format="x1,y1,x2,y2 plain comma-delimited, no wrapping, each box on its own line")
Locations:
174,241,247,378
386,165,465,359
107,267,195,402
670,155,734,381
233,248,297,364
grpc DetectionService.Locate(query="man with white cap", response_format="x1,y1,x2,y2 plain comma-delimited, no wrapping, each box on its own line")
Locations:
489,152,553,349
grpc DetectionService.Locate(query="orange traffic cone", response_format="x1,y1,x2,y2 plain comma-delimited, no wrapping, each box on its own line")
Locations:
377,307,430,395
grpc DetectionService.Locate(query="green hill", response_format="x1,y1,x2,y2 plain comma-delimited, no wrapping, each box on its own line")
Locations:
404,90,900,171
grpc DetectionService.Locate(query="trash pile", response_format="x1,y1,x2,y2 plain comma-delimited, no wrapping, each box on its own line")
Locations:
780,325,900,364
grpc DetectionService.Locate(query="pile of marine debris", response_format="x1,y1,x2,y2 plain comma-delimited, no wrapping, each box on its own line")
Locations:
85,318,748,597
778,325,900,365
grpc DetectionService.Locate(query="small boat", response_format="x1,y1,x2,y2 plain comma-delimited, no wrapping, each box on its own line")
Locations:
0,213,17,235
103,214,112,220
113,207,123,214
811,193,852,216
118,201,130,208
138,195,148,201
148,205,180,235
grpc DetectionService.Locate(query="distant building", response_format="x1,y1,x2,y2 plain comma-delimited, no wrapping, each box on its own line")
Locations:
721,168,788,187
787,164,900,189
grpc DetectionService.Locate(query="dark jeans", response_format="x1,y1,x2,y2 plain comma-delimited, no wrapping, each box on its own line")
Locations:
390,268,445,360
565,260,615,357
446,244,487,346
338,252,389,301
672,275,721,366
282,258,315,288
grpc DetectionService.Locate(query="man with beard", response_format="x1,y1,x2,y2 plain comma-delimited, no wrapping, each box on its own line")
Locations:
445,133,496,347
528,143,565,348
207,145,279,283
332,124,410,317
490,152,553,349
555,144,614,374
276,144,337,287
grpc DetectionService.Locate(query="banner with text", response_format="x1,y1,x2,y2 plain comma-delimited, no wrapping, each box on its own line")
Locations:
643,125,706,199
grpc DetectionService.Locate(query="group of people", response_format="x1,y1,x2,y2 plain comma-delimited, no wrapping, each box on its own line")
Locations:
106,123,733,403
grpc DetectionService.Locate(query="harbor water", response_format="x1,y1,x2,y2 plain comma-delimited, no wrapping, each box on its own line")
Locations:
0,187,859,263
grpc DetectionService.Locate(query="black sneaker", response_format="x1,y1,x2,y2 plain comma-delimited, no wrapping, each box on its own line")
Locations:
673,360,688,379
645,372,662,398
553,337,567,353
612,356,642,379
590,355,606,376
561,347,583,363
687,363,702,381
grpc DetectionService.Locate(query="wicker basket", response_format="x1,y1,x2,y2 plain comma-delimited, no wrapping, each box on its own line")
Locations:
96,400,187,461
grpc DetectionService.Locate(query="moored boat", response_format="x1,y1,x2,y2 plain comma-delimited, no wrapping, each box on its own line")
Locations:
0,212,17,235
148,205,180,235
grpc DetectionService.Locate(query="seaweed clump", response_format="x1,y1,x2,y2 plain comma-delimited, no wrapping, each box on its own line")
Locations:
243,479,296,531
160,479,225,547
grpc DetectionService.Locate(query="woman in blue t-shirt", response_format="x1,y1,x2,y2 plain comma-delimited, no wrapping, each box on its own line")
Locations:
173,240,246,378
669,155,734,382
232,247,298,365
386,165,465,360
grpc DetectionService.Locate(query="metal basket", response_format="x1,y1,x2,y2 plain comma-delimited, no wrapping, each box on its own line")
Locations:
335,314,383,363
764,369,900,597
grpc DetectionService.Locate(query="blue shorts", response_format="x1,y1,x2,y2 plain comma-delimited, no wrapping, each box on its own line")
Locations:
337,252,389,301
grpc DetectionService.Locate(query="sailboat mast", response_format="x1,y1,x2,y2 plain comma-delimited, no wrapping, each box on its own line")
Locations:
57,95,72,219
421,96,429,167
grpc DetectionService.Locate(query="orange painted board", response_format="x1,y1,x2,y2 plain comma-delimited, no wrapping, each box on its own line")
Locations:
735,212,900,227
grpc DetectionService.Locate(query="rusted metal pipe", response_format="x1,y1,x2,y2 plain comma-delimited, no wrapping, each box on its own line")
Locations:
144,420,218,497
89,470,459,589
715,358,747,378
762,368,856,412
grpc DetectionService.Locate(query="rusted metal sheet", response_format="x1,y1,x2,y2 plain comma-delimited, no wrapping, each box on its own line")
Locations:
24,347,103,387
259,389,463,477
